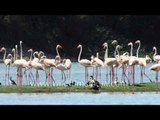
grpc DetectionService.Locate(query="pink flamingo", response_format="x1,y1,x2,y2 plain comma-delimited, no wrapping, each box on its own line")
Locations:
23,49,35,84
91,52,104,82
77,44,92,82
135,40,152,83
56,58,72,83
128,42,139,85
102,42,117,85
0,47,12,85
150,63,160,83
116,51,129,84
41,44,62,84
13,41,27,85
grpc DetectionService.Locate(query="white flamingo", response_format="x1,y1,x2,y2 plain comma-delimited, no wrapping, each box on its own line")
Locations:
0,47,12,85
77,44,92,82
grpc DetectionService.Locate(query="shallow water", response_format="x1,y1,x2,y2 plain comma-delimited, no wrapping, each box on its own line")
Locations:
0,62,156,85
0,92,160,105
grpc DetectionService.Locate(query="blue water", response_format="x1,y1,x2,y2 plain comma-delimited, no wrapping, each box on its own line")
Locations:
0,63,157,85
0,92,160,105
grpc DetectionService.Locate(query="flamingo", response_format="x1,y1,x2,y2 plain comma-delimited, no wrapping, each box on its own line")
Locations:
55,44,72,83
91,52,104,82
13,41,27,85
56,58,72,83
0,47,12,85
128,42,139,85
116,51,129,84
102,42,117,85
135,40,152,83
41,45,62,84
40,55,57,85
112,40,121,83
23,49,35,84
150,63,160,83
28,59,45,85
77,44,92,82
138,55,152,82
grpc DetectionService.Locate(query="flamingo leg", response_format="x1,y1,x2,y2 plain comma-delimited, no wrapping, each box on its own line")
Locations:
140,66,143,83
20,67,23,85
111,67,115,84
51,69,55,85
96,66,98,81
106,67,108,83
8,65,10,85
109,67,112,84
133,65,135,84
5,65,7,85
99,67,101,84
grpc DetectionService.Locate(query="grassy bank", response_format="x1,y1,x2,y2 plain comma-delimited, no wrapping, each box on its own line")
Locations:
0,82,160,93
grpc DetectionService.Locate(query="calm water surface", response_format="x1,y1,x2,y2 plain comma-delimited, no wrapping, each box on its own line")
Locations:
0,92,160,105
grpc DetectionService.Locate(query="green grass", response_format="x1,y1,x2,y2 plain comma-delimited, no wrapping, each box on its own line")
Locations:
0,82,160,93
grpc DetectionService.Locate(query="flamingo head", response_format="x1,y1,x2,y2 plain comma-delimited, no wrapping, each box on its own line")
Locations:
153,46,156,51
112,40,118,45
116,45,122,49
0,47,5,52
39,51,44,55
102,42,108,49
20,41,23,44
57,44,62,49
7,54,12,59
27,49,33,52
128,42,133,46
77,44,82,49
91,55,94,60
146,55,152,63
135,40,140,44
122,52,129,56
11,48,15,52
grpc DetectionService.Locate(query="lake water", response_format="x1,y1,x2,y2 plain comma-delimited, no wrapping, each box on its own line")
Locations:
0,62,157,85
0,92,160,105
0,63,159,105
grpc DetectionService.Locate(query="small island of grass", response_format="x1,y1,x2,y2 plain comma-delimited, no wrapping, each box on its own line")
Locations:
0,82,160,93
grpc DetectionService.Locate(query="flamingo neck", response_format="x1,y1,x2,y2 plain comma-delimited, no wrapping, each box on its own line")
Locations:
20,42,22,59
104,45,108,60
130,44,133,56
78,46,82,62
29,50,33,61
136,42,141,58
33,52,38,59
153,47,157,61
56,46,60,57
96,52,99,58
116,46,120,57
15,45,18,60
38,51,44,59
2,48,6,61
13,50,15,61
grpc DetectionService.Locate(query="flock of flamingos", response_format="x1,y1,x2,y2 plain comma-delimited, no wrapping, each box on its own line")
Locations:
0,40,160,86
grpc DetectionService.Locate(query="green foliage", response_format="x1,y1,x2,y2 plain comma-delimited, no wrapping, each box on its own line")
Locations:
0,15,158,60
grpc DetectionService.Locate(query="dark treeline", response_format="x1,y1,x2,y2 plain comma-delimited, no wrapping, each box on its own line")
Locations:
0,15,159,61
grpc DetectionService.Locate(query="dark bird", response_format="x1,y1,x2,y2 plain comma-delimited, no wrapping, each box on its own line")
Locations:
66,81,76,86
9,77,17,85
86,75,101,90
